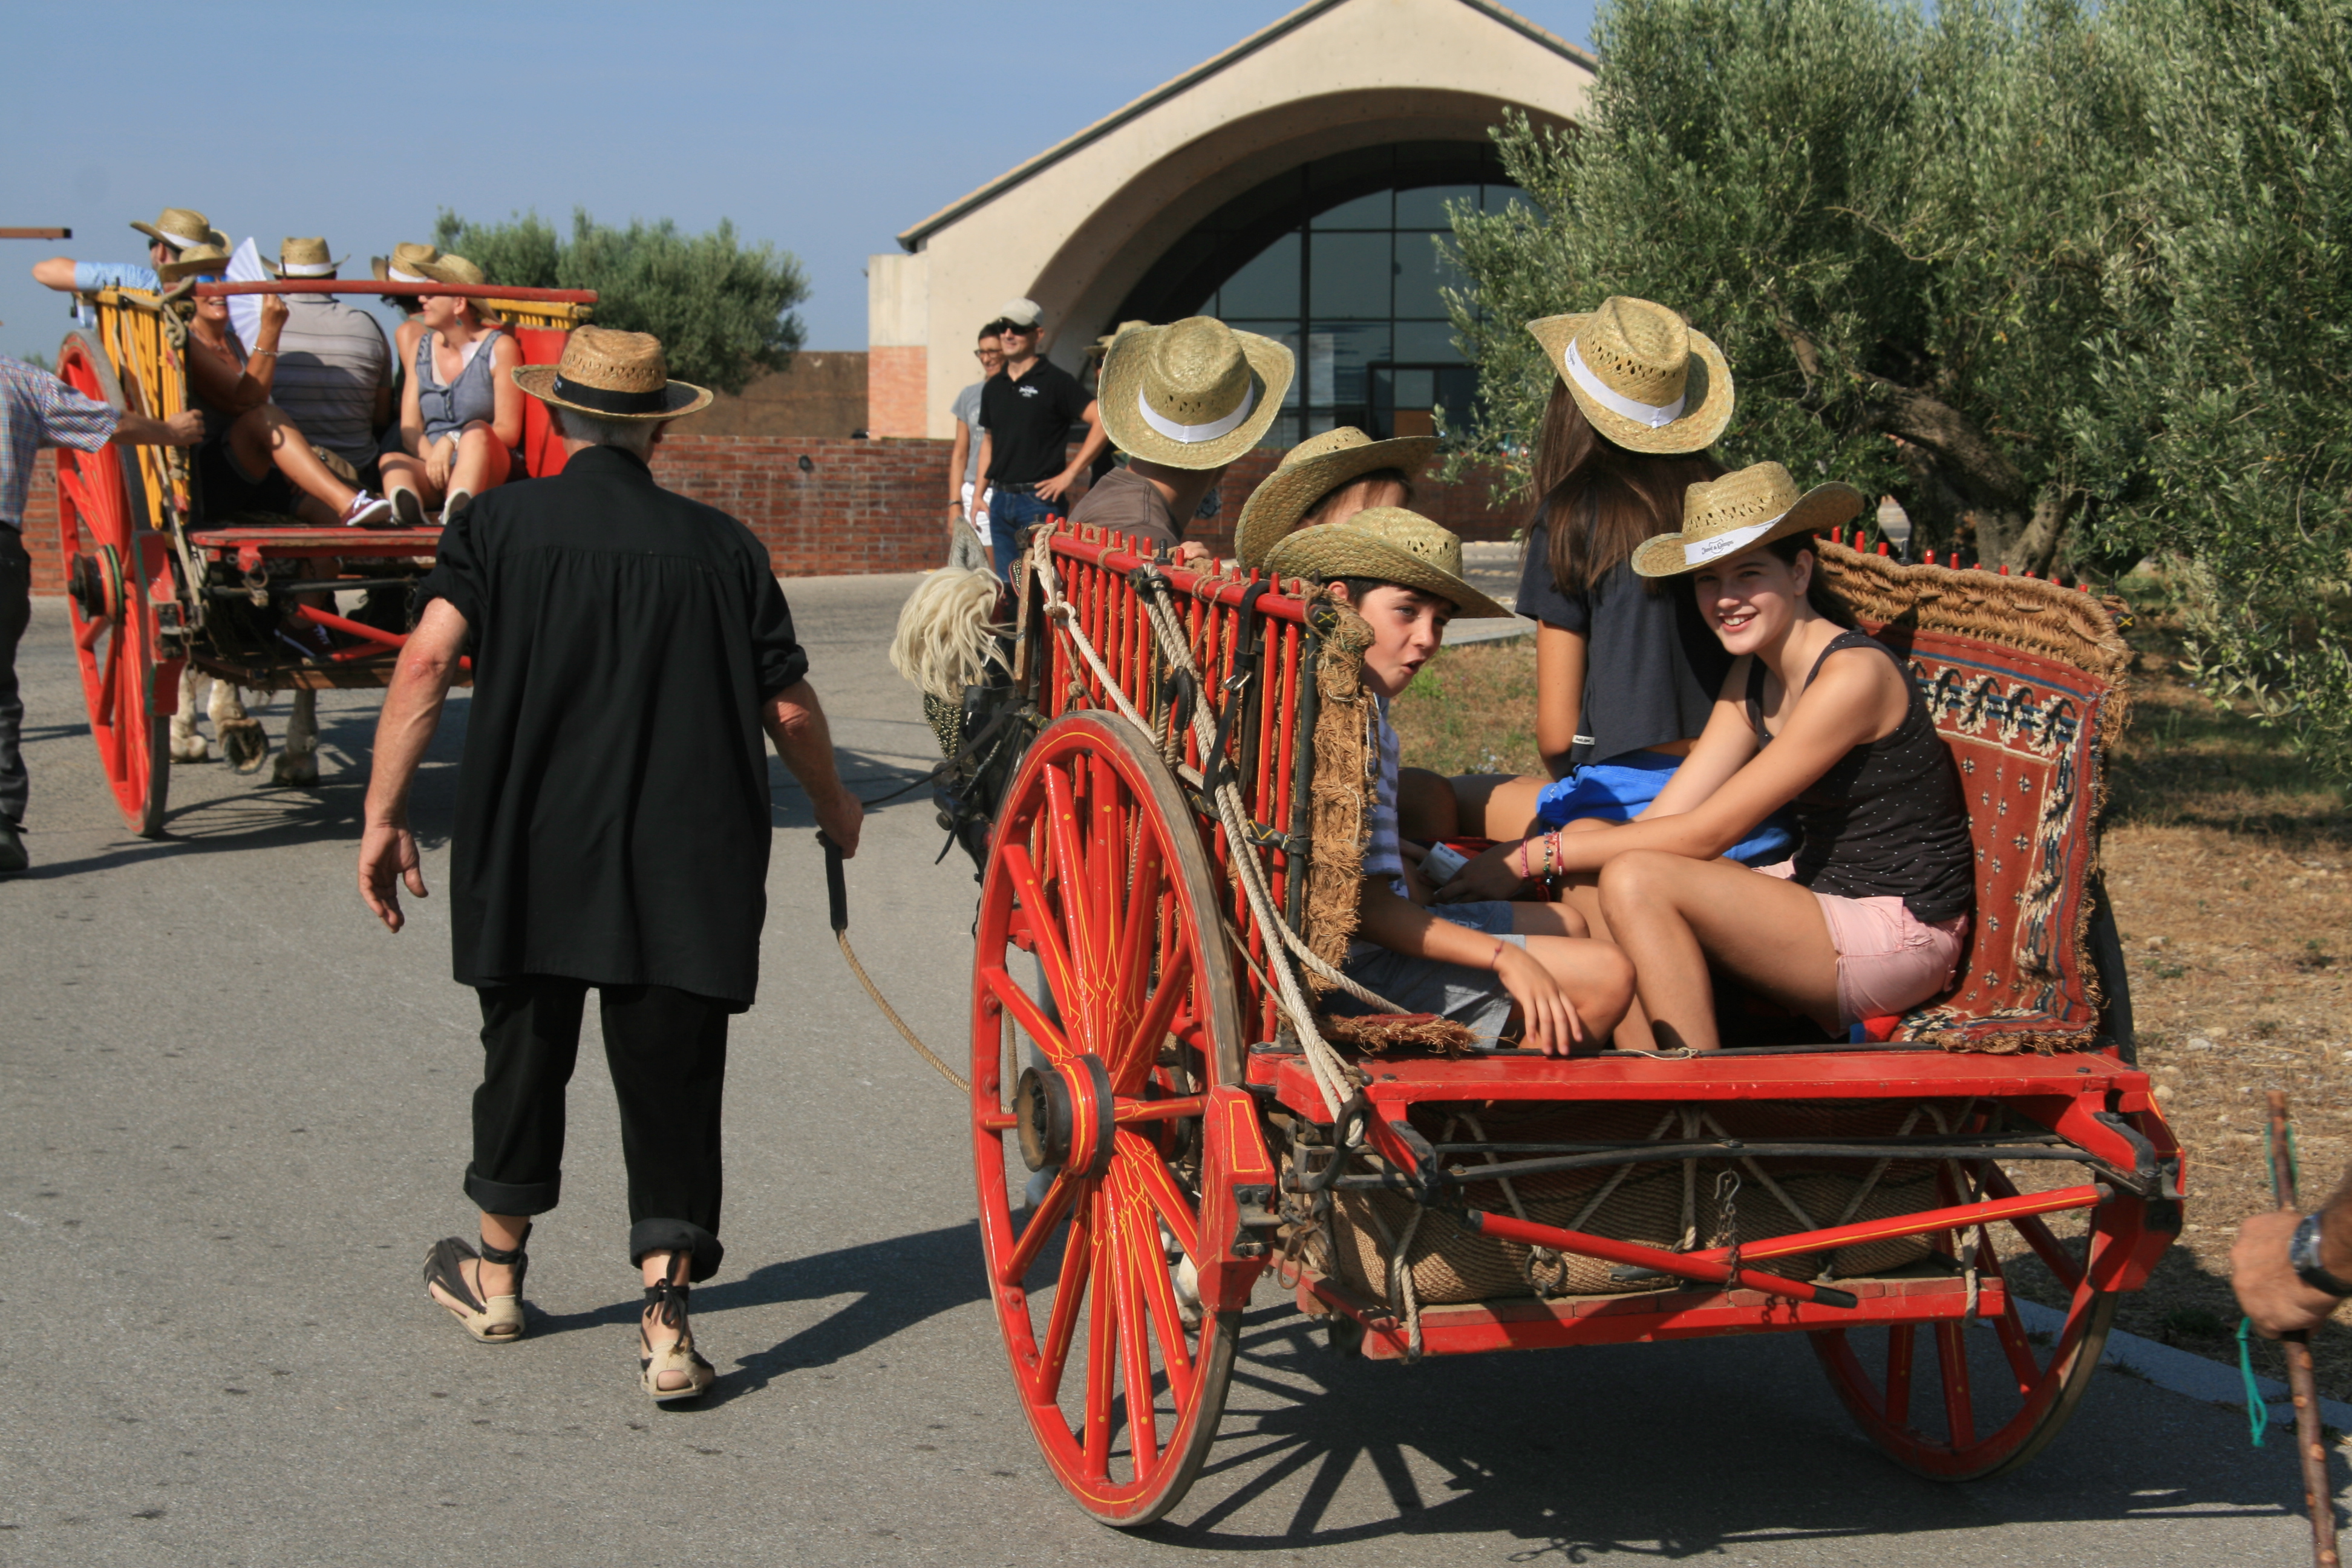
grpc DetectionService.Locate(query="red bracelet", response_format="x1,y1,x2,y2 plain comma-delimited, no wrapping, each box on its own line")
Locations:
1489,937,1508,972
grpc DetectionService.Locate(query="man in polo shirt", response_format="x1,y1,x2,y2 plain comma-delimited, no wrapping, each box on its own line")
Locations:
1068,316,1292,566
29,206,224,302
264,238,394,482
975,298,1105,578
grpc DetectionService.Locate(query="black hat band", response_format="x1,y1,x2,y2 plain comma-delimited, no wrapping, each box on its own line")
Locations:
552,374,670,414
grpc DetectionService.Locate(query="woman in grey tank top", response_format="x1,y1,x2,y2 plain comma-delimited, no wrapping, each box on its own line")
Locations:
381,252,524,525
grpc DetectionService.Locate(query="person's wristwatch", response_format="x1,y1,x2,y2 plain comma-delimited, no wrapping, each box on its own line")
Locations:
2289,1214,2352,1296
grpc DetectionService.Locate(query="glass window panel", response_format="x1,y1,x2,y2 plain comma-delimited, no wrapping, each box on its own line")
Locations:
1396,184,1480,227
1311,189,1391,229
1225,323,1303,407
1308,232,1391,319
1212,232,1300,319
1393,368,1435,407
1393,232,1465,319
1483,183,1535,214
1436,366,1480,433
1306,322,1390,405
1395,321,1464,363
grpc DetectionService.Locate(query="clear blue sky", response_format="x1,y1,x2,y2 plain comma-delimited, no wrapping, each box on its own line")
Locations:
0,0,1596,365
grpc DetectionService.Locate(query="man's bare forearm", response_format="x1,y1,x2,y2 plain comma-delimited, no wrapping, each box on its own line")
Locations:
365,607,465,826
763,679,851,806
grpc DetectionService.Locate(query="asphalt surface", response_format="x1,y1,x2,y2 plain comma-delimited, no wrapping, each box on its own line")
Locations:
1,572,2336,1566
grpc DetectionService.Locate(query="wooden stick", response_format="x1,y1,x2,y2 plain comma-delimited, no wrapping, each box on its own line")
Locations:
2269,1089,2341,1568
0,227,71,240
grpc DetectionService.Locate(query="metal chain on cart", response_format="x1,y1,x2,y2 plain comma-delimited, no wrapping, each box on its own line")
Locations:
1712,1169,1744,1287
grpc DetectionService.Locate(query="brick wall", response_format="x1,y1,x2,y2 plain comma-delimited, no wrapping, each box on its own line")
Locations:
16,439,1524,594
865,346,928,439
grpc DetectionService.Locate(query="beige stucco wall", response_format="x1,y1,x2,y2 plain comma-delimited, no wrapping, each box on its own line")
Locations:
872,0,1591,438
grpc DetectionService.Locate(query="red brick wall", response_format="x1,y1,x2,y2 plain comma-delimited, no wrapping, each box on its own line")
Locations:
16,439,1524,593
866,346,928,439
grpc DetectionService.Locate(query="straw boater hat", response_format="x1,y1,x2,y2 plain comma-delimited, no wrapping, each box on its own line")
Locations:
512,325,714,422
1097,316,1294,470
131,207,226,252
1525,295,1733,455
1632,461,1864,578
1233,426,1440,568
262,237,347,278
371,241,443,283
406,252,506,324
157,241,232,284
1261,506,1514,619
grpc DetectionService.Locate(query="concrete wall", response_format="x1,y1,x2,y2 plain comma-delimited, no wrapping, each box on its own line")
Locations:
875,0,1592,437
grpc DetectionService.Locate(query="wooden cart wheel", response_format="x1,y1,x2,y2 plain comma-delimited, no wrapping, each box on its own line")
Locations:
53,332,169,837
971,711,1249,1527
1811,1197,2118,1480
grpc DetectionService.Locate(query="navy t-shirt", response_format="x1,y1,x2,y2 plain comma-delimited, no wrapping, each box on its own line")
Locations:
1516,511,1732,768
980,359,1089,486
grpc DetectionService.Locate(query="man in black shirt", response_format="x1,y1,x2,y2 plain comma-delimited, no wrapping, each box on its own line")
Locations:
975,296,1105,577
358,327,863,1405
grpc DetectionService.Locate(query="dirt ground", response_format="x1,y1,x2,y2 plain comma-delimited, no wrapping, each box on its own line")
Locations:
1388,599,2352,1396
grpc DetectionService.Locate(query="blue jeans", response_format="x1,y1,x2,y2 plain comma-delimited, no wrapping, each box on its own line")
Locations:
987,488,1067,580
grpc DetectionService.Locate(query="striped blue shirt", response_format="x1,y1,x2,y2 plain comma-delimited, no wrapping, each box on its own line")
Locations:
1364,695,1407,896
1,356,119,529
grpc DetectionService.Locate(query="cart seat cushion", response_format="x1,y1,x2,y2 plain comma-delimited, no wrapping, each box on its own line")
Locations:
1820,546,2132,1054
512,327,572,480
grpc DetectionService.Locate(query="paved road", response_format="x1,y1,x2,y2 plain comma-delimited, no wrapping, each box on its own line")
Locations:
1,574,2332,1566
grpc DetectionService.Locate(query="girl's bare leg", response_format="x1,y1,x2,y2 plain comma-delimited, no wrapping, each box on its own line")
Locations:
1452,773,1548,840
448,426,513,501
1596,851,1840,1053
1517,932,1635,1047
232,407,356,519
379,451,439,511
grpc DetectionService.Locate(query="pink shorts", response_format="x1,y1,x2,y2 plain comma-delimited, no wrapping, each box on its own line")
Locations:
1755,861,1968,1027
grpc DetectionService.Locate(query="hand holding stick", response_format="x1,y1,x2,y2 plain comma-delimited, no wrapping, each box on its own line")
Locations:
2267,1089,2341,1568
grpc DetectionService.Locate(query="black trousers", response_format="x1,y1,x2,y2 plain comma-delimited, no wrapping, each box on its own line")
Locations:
465,975,730,1282
0,529,31,828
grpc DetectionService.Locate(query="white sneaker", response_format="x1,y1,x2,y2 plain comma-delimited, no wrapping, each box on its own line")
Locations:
339,491,393,528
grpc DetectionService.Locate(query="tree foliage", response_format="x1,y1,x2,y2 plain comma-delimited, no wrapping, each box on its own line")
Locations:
1445,0,2352,777
431,208,809,395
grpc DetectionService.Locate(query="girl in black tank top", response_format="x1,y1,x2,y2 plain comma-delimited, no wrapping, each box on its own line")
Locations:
1429,460,1974,1051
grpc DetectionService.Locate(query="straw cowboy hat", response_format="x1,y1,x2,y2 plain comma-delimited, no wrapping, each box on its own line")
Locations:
512,325,714,422
1262,506,1514,619
371,241,443,283
407,252,506,324
1233,426,1440,568
1632,461,1864,578
131,207,226,251
1525,296,1733,455
263,237,347,278
1097,316,1294,470
157,241,232,284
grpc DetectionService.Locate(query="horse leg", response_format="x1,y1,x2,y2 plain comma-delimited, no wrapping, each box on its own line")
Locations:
214,681,267,774
270,688,319,786
169,668,212,762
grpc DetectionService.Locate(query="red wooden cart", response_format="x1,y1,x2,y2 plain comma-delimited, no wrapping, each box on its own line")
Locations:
953,517,2172,1526
50,277,595,834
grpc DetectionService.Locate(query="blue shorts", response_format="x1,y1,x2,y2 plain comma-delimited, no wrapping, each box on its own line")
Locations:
1534,749,1795,866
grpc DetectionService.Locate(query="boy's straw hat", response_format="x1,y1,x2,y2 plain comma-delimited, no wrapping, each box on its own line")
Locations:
1632,461,1864,578
158,242,232,284
1525,296,1733,455
1261,506,1513,618
1097,316,1294,470
131,207,225,250
1233,425,1439,567
372,242,443,283
406,252,508,324
512,325,714,422
263,237,347,278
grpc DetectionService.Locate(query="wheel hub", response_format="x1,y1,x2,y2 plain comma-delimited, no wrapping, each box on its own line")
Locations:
1013,1056,1114,1177
67,548,123,624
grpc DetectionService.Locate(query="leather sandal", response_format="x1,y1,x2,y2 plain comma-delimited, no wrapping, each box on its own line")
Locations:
638,1280,716,1402
423,1226,531,1344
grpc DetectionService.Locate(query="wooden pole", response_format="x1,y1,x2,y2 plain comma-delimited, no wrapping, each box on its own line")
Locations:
0,227,72,240
2269,1089,2341,1568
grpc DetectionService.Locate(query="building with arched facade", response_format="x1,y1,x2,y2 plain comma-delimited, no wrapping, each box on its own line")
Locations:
866,0,1593,443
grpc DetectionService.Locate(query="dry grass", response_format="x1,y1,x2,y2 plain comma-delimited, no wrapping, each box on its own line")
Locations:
1393,604,2352,1393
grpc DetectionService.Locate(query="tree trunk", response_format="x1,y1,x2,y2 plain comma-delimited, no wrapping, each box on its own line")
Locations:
2005,485,2080,575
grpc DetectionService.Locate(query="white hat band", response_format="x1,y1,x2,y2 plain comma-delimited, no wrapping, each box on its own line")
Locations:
159,229,201,250
280,261,336,277
1565,338,1688,429
1682,513,1785,566
388,267,428,283
1137,379,1255,444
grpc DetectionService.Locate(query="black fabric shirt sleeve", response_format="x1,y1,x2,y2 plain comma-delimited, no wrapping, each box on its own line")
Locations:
415,501,487,630
1515,521,1590,634
749,564,810,702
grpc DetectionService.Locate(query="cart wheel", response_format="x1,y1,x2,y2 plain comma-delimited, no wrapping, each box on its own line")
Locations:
971,711,1249,1526
54,333,169,837
1811,1205,2118,1480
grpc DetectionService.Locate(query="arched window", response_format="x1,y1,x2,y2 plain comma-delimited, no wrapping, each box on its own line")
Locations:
1114,141,1532,448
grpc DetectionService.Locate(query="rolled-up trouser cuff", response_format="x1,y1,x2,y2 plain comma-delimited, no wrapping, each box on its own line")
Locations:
631,1218,723,1282
465,1165,561,1217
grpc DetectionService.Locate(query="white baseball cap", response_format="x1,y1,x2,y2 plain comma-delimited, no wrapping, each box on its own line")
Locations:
996,297,1044,328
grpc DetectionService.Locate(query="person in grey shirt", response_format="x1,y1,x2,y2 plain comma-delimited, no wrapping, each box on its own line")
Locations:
264,238,393,479
944,325,1001,572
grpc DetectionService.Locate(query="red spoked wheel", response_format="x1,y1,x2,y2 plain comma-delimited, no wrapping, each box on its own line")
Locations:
972,711,1249,1526
54,332,170,837
1811,1179,2118,1480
